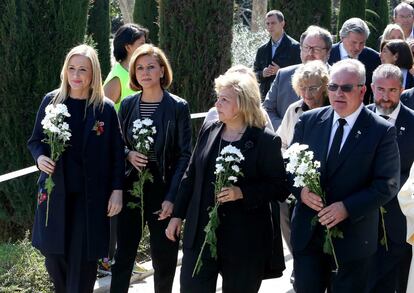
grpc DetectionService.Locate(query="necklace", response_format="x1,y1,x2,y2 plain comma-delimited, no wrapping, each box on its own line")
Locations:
218,125,246,155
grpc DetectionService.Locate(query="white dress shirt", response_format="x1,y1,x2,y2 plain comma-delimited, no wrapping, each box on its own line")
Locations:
375,102,401,126
328,103,364,155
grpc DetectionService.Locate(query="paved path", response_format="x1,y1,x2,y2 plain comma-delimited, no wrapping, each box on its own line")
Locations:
127,241,294,293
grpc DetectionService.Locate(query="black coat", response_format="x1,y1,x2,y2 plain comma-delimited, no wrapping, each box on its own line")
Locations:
28,92,124,260
367,103,414,244
328,43,381,105
118,91,192,203
291,106,400,263
254,33,301,98
173,121,290,278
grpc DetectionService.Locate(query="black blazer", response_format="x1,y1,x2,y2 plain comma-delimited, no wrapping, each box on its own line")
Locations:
405,70,414,90
173,121,290,277
401,87,414,110
291,106,400,263
118,91,192,203
367,103,414,244
254,33,301,98
328,43,381,105
28,92,124,260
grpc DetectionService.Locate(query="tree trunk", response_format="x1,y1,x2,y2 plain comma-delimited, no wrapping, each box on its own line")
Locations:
119,0,134,23
252,0,268,32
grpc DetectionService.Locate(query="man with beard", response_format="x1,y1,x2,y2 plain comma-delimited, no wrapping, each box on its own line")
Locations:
367,64,414,293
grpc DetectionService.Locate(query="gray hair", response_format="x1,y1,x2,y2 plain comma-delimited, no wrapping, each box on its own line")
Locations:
372,64,403,86
292,60,329,96
339,18,370,40
266,10,284,22
300,25,333,51
393,2,414,18
330,59,366,84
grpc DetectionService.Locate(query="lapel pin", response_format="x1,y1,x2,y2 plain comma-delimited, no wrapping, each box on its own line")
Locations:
399,126,406,136
355,130,362,139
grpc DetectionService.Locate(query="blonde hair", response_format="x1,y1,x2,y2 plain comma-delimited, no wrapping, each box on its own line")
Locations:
225,64,257,81
292,60,329,97
381,24,405,43
214,72,267,128
129,44,173,91
53,44,104,111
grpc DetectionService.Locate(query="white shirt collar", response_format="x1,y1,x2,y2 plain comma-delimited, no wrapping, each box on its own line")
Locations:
339,42,360,59
332,103,364,129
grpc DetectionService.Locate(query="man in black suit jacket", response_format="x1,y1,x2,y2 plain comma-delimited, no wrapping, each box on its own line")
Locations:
254,10,301,98
291,59,400,293
400,87,414,109
367,64,414,293
328,18,381,105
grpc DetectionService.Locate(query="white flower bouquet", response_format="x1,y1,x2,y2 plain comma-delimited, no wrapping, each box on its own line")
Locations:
41,103,71,227
192,145,244,277
284,143,343,272
128,118,157,233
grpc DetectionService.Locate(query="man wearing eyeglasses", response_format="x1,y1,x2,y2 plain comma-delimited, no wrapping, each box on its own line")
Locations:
290,59,400,293
366,64,414,293
263,25,332,130
254,10,301,99
393,2,414,41
328,18,381,105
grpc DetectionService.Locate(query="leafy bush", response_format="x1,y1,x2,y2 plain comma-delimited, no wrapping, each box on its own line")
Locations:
231,22,268,67
0,233,53,292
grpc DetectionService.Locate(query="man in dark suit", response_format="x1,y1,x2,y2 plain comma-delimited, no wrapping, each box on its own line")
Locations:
263,25,332,130
400,87,414,109
290,59,400,293
254,10,301,98
366,64,414,293
328,18,381,105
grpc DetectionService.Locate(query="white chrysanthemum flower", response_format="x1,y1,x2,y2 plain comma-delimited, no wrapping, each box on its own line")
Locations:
296,163,309,175
231,165,240,173
224,156,235,162
215,164,224,174
142,118,153,126
148,137,154,143
228,176,238,182
293,176,305,188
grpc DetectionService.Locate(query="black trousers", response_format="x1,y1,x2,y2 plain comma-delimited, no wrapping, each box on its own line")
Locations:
44,192,98,293
294,228,372,293
180,206,268,293
110,166,179,293
368,240,411,293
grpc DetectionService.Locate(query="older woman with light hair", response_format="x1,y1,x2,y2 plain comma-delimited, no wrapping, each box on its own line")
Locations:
277,60,329,151
381,23,405,44
166,71,289,292
204,64,274,131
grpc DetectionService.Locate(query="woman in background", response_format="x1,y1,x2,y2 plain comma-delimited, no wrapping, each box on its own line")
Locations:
28,44,124,292
104,23,149,111
380,40,414,89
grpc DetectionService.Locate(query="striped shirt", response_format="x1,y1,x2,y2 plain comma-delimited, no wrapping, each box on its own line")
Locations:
140,101,160,162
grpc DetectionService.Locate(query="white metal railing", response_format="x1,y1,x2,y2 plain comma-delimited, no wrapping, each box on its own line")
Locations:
0,112,208,183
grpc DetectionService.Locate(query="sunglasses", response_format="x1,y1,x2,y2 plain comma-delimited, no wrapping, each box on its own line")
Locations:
327,83,363,93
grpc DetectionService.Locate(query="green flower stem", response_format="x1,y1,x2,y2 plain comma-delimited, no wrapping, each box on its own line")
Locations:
325,227,339,273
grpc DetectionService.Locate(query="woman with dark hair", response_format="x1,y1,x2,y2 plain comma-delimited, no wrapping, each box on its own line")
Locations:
380,40,414,89
104,23,149,111
28,44,124,292
166,71,289,293
110,44,192,293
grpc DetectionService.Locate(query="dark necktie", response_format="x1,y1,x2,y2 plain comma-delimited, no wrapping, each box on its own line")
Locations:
326,118,347,174
379,114,390,120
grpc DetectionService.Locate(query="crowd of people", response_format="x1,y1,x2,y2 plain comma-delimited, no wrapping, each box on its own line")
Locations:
27,2,414,293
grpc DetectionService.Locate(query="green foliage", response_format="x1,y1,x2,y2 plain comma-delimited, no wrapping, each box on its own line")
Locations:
267,0,332,40
87,0,111,77
0,233,53,292
158,0,233,115
0,0,88,241
134,0,159,45
232,22,268,67
365,0,389,50
337,0,366,38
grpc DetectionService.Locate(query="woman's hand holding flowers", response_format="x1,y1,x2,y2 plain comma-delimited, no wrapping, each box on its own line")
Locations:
127,151,148,171
37,155,56,175
301,186,323,211
217,186,243,203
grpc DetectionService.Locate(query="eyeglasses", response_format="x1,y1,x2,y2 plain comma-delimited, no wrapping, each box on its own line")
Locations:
299,85,323,95
327,83,364,92
301,45,327,54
